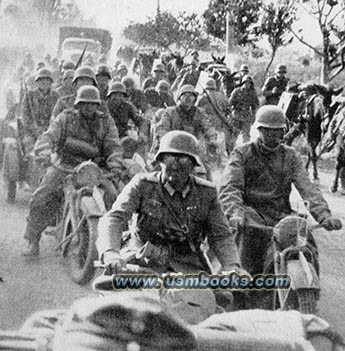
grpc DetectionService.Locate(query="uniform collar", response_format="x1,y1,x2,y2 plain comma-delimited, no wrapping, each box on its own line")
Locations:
162,175,192,198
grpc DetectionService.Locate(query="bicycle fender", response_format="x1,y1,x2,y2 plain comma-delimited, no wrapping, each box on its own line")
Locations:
287,259,320,290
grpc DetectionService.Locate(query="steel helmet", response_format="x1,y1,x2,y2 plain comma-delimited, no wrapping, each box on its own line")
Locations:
74,86,101,105
240,64,249,72
35,68,53,82
241,74,254,84
205,78,216,90
72,66,97,85
275,64,287,74
156,79,171,92
177,84,198,100
152,63,165,73
62,61,75,70
255,105,287,129
118,64,128,72
107,82,127,97
155,130,202,166
121,76,135,89
96,64,111,79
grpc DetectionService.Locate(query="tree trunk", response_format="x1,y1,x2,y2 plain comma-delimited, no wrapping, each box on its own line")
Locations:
321,31,330,84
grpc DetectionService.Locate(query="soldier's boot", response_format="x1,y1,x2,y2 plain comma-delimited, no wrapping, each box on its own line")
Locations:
21,240,39,256
22,220,41,256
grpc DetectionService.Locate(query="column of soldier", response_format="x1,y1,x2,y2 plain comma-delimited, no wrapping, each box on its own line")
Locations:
2,49,343,320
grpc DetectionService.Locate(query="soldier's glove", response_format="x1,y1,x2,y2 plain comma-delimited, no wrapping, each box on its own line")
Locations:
320,216,342,231
221,264,252,279
102,250,126,275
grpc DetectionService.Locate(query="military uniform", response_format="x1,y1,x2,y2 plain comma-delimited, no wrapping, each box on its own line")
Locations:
21,88,59,141
107,99,143,138
155,105,213,142
56,85,75,98
219,139,331,275
24,108,123,245
52,93,110,120
228,86,260,149
197,89,231,155
97,172,240,273
262,75,289,105
128,88,148,113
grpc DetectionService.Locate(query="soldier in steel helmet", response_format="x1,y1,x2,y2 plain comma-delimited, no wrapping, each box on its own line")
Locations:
56,69,75,98
107,82,144,139
21,68,60,154
196,77,231,156
22,86,123,256
219,105,342,283
51,66,109,120
155,84,215,150
228,74,260,151
95,64,112,100
97,130,243,277
143,63,167,91
262,64,289,105
121,76,148,113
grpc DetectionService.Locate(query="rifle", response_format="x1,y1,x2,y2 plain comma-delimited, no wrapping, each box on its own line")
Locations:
74,43,88,70
198,83,233,133
22,78,39,135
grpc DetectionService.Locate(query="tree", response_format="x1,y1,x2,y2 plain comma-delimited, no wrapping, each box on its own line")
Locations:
290,0,345,83
203,0,262,47
122,11,210,54
259,1,297,76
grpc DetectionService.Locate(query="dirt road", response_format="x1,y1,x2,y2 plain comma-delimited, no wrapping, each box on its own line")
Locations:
0,165,345,338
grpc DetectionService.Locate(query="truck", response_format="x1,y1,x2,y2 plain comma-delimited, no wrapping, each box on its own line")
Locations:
57,26,112,65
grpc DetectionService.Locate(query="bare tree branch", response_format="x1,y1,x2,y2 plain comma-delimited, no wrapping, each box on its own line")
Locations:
289,27,324,56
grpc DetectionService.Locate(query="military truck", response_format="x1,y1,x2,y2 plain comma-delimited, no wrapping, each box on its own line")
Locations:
58,26,112,65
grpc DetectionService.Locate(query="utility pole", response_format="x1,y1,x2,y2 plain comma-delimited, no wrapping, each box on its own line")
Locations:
156,0,160,17
225,11,236,71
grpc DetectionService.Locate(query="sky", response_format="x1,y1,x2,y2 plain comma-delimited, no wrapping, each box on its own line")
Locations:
75,0,210,41
75,0,321,50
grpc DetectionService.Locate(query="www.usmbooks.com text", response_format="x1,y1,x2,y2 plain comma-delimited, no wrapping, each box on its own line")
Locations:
111,272,290,290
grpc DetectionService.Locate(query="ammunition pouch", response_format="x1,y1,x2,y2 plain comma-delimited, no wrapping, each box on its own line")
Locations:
62,137,99,160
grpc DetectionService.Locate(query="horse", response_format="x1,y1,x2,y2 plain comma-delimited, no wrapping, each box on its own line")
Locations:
205,54,238,97
165,52,184,85
131,50,160,85
283,84,325,181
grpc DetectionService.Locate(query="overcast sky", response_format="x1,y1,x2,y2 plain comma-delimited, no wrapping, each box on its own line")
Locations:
75,0,321,48
75,0,210,39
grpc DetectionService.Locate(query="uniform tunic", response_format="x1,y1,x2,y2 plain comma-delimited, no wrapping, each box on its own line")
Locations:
262,75,289,105
97,172,240,273
25,108,122,243
219,139,331,274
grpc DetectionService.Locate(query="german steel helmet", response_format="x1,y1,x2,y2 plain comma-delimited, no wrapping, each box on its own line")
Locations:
275,64,287,74
96,64,111,79
240,64,249,72
241,74,254,84
107,82,127,97
72,66,97,85
74,86,101,105
156,80,171,92
35,68,53,82
177,84,198,100
155,130,202,166
121,76,135,89
255,105,287,129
